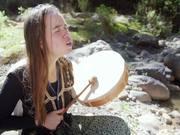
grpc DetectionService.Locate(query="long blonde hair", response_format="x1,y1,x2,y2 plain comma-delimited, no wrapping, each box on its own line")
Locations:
24,4,60,125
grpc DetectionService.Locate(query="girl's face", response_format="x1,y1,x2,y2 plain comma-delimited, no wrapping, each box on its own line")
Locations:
45,12,73,59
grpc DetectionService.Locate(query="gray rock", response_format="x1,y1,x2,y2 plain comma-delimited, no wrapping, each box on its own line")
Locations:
162,113,172,125
129,75,170,100
67,40,112,61
133,33,159,48
169,110,180,119
129,90,152,103
135,62,173,84
167,84,180,92
164,53,180,81
138,113,161,135
0,48,5,65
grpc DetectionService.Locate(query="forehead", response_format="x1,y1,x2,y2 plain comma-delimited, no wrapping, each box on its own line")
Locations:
45,12,65,29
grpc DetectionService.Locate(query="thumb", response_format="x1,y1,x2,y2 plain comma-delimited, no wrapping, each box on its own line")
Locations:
55,108,65,115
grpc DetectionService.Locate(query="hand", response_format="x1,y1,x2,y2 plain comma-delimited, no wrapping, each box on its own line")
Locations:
43,108,65,130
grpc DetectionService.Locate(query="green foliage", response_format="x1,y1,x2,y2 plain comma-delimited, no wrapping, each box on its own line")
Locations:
128,20,142,32
71,31,90,43
147,10,172,37
96,4,118,35
136,0,174,37
2,45,25,64
0,11,24,64
77,0,89,12
0,11,7,28
156,0,179,17
83,18,102,36
136,0,179,17
114,22,129,33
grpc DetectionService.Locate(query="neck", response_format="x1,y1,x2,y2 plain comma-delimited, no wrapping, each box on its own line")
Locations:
48,58,57,83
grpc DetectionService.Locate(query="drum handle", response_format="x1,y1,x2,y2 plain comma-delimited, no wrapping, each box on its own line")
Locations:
59,77,97,115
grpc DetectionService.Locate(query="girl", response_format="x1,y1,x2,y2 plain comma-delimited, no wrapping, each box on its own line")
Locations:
0,4,130,135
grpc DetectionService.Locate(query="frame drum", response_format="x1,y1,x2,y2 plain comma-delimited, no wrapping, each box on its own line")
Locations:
72,50,128,107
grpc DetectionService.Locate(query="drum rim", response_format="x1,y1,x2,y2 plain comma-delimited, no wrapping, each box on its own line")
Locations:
78,63,129,107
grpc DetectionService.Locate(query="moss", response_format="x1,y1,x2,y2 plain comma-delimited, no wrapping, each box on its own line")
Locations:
128,21,142,32
114,22,129,33
2,45,25,64
0,27,23,49
66,17,84,26
71,30,91,43
0,12,24,64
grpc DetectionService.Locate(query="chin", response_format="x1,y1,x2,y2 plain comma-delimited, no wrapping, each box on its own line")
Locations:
67,49,72,54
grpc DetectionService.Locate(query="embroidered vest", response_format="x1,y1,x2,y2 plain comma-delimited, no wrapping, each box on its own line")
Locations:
11,57,75,117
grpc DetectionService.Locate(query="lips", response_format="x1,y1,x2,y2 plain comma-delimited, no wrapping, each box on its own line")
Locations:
66,41,73,47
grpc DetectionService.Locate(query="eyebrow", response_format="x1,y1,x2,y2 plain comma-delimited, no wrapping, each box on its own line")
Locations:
53,25,63,30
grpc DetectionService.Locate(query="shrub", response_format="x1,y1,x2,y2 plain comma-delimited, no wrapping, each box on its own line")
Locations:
0,11,7,28
136,0,173,37
77,0,89,12
96,4,118,35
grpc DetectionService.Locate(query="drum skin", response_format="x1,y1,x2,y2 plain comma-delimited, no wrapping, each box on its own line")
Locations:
72,50,128,107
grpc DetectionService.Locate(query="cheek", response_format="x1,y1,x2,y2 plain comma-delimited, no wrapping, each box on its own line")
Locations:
52,34,65,48
45,32,53,50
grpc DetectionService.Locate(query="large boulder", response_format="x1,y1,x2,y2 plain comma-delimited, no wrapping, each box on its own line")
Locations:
67,40,112,61
132,33,159,48
129,75,170,100
164,53,180,82
135,62,174,83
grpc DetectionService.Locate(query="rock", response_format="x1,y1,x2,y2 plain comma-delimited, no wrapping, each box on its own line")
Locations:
114,32,133,44
0,48,5,65
165,35,180,49
135,62,173,84
7,58,27,74
91,13,100,21
165,74,175,82
67,40,112,61
176,118,180,125
162,113,172,125
158,40,166,46
169,110,180,119
118,89,128,100
126,50,137,58
167,84,180,92
138,113,161,135
1,131,19,135
129,90,152,103
129,75,170,100
139,50,151,58
114,15,129,24
164,53,180,82
159,108,168,114
174,129,180,135
133,33,159,48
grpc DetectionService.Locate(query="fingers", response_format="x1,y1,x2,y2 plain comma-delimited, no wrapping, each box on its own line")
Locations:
58,115,64,122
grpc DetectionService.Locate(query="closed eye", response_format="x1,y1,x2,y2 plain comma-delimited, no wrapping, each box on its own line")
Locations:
53,24,69,33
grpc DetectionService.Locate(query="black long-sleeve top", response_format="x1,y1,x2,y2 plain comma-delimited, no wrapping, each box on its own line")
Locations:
0,58,74,132
0,72,36,130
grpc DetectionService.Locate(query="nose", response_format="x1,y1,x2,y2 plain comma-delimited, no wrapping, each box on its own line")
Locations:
63,31,71,41
61,24,71,41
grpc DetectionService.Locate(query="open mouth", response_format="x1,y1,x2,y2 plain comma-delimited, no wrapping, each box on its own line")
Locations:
66,41,72,46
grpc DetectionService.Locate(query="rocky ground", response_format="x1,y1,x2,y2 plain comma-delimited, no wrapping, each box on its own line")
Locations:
0,34,180,135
